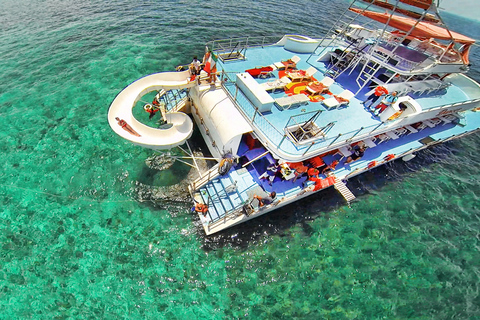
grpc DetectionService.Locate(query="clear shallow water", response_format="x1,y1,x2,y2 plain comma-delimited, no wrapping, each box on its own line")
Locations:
1,0,480,319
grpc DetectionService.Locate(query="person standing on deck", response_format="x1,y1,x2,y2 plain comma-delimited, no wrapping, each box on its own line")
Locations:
203,50,217,83
190,56,201,75
373,91,398,116
363,86,388,109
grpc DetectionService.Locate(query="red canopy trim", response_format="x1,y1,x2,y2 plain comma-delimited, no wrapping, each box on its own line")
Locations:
398,0,432,10
360,0,439,23
350,8,475,44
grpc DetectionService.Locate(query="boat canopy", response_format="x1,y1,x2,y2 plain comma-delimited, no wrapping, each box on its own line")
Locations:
360,0,439,23
350,8,475,45
198,89,253,157
350,8,474,63
396,0,433,10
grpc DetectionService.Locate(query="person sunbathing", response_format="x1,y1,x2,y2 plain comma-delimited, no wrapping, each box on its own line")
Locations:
115,117,141,137
282,59,296,71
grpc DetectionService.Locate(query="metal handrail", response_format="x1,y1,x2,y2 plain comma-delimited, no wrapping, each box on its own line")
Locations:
216,61,479,160
207,36,282,53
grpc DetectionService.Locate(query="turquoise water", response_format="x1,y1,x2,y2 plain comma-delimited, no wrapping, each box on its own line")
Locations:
1,0,480,318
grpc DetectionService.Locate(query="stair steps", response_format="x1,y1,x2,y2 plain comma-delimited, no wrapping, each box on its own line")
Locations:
333,180,356,203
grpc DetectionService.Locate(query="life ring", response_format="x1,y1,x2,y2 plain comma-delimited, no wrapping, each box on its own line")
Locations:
144,104,153,112
218,157,233,176
367,161,377,168
384,154,395,161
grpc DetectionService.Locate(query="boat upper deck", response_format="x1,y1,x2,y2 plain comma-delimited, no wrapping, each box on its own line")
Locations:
216,43,480,161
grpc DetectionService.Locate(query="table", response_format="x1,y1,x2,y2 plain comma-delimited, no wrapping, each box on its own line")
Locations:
280,163,296,180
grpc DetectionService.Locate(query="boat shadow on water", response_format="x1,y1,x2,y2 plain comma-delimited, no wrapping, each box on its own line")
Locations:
134,128,475,250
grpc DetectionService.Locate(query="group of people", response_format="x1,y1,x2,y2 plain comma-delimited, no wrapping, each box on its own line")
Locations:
258,156,341,193
363,86,399,116
189,52,217,84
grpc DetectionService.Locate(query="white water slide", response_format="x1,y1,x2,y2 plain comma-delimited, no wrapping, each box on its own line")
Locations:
108,70,196,150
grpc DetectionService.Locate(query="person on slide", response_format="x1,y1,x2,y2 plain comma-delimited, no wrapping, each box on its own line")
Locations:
115,117,141,137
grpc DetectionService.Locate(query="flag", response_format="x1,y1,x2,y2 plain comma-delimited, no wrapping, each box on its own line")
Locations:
203,51,216,74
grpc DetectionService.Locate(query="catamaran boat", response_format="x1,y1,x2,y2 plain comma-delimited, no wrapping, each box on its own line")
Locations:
108,0,480,235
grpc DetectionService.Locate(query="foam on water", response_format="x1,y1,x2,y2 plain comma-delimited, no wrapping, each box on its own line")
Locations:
1,0,480,318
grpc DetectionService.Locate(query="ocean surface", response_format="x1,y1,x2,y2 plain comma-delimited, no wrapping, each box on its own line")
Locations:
1,0,480,319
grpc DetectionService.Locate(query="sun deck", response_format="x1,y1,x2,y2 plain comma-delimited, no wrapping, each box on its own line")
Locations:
216,45,480,162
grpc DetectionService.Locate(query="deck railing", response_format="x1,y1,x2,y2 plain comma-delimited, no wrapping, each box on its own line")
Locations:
207,36,282,54
218,68,480,160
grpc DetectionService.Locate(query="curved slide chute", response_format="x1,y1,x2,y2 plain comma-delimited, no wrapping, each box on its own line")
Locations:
108,70,196,150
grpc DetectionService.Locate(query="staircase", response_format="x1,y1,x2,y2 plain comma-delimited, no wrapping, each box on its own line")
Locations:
356,59,381,89
196,174,246,223
333,179,356,203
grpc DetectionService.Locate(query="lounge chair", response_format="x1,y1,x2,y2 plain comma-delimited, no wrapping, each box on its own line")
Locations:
404,125,418,134
322,89,355,109
374,133,390,144
305,66,318,79
412,121,429,131
362,138,376,148
274,55,301,70
438,114,458,124
423,118,442,128
394,127,408,136
319,76,335,87
275,94,310,110
306,76,335,95
261,76,292,91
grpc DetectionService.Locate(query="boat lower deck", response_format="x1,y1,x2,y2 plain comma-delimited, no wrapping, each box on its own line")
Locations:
195,107,480,234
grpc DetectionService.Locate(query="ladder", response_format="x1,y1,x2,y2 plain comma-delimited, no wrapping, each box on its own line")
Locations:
326,41,370,79
356,58,381,89
333,180,356,203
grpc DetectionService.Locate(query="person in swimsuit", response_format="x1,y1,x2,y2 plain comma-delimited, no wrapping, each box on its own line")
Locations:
374,91,398,116
345,145,365,164
321,160,339,175
115,117,141,137
254,192,276,207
